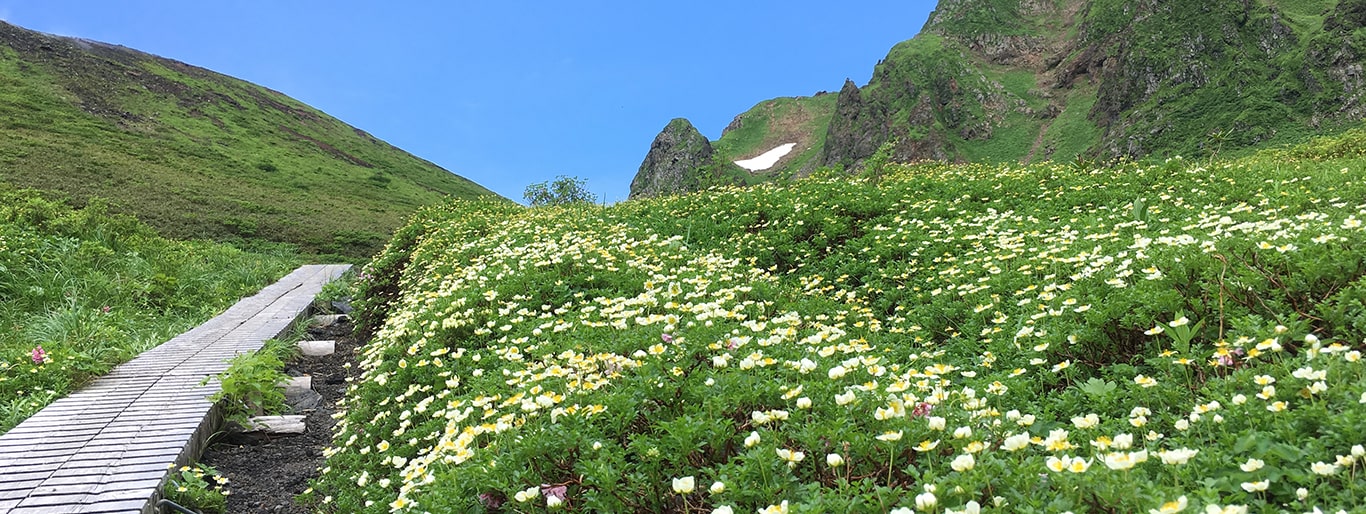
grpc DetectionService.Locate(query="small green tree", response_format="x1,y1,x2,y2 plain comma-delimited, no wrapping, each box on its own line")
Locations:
523,175,597,206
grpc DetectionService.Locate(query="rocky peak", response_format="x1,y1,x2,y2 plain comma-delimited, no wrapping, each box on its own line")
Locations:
628,118,715,200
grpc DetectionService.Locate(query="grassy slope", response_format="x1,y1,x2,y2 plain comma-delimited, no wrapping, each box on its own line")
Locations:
711,94,839,182
0,22,501,260
0,188,298,433
319,130,1366,512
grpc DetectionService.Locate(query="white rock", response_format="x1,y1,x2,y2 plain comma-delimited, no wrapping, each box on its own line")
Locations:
298,340,336,356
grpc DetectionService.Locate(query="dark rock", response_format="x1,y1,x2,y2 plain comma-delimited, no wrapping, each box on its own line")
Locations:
330,299,354,314
628,118,715,199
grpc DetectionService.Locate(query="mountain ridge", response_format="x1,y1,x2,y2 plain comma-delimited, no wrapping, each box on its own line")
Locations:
630,0,1366,199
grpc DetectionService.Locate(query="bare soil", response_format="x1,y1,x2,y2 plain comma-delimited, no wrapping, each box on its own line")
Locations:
200,320,359,514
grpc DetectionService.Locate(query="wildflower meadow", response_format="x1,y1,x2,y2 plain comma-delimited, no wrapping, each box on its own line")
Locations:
313,141,1366,513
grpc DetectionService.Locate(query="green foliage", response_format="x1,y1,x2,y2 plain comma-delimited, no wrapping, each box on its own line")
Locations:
318,140,1366,512
0,24,502,259
164,463,231,514
207,343,290,424
0,188,296,433
523,175,597,207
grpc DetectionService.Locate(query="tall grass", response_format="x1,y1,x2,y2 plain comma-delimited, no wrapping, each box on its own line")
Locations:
0,188,298,433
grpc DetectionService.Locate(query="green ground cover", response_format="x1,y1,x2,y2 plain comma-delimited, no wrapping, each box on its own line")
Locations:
314,130,1366,512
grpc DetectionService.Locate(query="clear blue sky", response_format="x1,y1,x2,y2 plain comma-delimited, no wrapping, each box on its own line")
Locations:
0,1,935,203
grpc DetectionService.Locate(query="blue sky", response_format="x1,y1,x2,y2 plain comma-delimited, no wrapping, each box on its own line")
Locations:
0,1,935,203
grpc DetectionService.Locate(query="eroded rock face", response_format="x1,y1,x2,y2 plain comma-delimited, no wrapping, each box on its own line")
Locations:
628,118,715,200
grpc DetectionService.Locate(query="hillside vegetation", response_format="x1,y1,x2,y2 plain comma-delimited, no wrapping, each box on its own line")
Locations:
0,188,297,433
314,130,1366,512
0,21,500,259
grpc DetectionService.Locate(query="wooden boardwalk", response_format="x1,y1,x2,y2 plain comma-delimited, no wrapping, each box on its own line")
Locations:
0,264,349,514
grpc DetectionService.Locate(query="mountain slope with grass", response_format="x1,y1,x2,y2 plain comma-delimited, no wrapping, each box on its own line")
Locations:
0,21,501,259
318,129,1366,513
630,0,1366,198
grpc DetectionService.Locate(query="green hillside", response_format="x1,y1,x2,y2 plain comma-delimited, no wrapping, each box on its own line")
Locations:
317,130,1366,512
0,21,501,259
0,188,297,433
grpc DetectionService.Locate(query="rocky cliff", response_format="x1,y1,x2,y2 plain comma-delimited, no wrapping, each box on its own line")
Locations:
630,0,1366,197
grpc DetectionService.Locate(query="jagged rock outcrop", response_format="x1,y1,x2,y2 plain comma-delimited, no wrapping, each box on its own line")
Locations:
628,118,715,199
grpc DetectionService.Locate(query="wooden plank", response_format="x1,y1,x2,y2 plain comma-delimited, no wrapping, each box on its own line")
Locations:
0,264,349,514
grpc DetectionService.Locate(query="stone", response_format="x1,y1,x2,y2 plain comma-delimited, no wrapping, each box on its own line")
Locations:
280,375,321,412
298,340,336,357
309,314,349,327
244,416,306,435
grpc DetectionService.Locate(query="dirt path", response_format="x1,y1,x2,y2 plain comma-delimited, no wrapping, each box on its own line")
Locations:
200,320,359,514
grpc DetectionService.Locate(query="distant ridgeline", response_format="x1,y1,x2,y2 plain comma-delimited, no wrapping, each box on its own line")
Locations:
0,21,502,259
629,0,1366,199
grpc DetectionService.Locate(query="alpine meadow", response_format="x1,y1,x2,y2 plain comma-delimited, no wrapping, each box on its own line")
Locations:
313,131,1366,513
4,1,1366,513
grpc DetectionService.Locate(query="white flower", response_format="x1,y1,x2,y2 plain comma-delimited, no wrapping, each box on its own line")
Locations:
915,491,938,510
776,448,805,468
709,481,725,494
547,495,564,508
828,366,847,379
953,426,973,439
876,430,903,442
515,486,540,502
1148,495,1187,514
835,391,857,405
1204,505,1248,514
1240,480,1269,492
1072,413,1100,429
1002,433,1031,451
712,506,734,514
1240,458,1264,472
1158,447,1198,465
1112,433,1134,450
826,453,845,467
927,416,947,430
947,500,982,514
796,397,812,409
671,476,695,494
1311,461,1339,476
744,431,761,448
951,453,976,472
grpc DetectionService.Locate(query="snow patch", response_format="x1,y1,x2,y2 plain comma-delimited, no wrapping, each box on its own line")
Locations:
734,143,797,171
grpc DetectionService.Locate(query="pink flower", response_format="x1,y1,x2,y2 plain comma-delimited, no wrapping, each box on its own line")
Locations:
661,333,674,343
100,305,111,313
911,402,933,417
477,492,504,509
541,484,567,501
31,346,46,365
